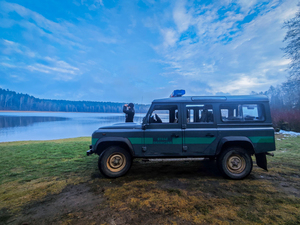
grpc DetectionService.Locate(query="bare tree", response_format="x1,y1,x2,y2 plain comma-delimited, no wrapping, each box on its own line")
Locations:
283,3,300,80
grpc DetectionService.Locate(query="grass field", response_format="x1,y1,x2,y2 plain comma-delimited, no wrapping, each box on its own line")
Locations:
0,135,300,224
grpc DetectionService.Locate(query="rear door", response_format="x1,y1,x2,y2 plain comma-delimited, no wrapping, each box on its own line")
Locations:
182,104,219,156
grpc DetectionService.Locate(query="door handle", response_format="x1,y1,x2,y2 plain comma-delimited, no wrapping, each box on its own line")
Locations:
172,134,180,138
205,133,215,137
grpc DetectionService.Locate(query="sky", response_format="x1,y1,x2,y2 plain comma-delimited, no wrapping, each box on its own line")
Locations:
0,0,298,104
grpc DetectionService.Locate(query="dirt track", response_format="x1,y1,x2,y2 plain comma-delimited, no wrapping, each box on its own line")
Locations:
3,158,299,225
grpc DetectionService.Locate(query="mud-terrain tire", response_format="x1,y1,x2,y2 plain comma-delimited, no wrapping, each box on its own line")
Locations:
98,146,132,178
217,147,252,180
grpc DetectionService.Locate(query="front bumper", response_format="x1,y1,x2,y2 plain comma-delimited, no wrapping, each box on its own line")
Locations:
87,145,94,156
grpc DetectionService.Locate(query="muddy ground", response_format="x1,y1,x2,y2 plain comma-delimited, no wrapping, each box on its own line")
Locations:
2,156,299,225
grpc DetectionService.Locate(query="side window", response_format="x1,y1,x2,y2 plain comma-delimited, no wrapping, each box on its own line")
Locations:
186,105,214,123
220,104,265,122
149,105,178,124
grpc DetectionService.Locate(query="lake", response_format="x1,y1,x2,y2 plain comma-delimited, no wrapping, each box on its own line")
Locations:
0,112,145,142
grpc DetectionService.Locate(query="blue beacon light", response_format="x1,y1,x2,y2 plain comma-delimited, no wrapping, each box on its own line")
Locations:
170,89,186,97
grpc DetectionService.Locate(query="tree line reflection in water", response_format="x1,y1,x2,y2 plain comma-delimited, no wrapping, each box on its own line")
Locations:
0,112,145,142
0,116,69,129
0,114,137,129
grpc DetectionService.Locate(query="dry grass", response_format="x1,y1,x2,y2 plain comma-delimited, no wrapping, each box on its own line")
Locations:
1,135,300,224
0,176,86,212
102,175,300,224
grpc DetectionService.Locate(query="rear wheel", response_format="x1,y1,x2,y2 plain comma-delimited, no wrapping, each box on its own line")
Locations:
98,146,132,178
217,147,252,180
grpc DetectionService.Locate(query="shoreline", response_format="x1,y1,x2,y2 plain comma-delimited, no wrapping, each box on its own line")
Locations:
0,136,90,144
0,110,118,114
0,110,146,114
0,110,103,113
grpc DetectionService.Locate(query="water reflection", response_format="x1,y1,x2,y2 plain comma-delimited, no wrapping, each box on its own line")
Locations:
0,112,145,142
0,116,68,129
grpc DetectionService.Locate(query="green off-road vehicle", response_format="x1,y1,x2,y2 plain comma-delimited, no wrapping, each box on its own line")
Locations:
87,90,275,179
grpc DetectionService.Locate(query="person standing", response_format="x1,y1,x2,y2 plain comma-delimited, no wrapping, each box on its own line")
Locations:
123,103,135,122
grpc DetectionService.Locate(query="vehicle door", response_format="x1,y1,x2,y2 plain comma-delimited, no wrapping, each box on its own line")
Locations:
182,104,218,156
143,103,183,156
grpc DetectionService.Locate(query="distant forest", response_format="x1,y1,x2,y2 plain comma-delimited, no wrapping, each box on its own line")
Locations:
251,80,300,110
0,88,150,113
251,80,300,132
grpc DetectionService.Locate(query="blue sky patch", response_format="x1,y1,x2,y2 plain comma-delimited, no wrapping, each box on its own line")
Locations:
0,0,298,103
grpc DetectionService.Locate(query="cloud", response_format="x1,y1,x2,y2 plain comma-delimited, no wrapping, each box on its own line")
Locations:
1,62,16,68
1,2,61,33
27,65,50,74
26,57,80,81
0,0,298,103
0,1,117,49
96,0,104,6
74,0,104,10
29,63,78,75
209,73,276,95
0,38,80,81
173,0,193,33
152,0,298,95
0,2,84,48
27,64,79,81
235,0,260,13
1,39,36,57
160,28,178,47
44,57,80,72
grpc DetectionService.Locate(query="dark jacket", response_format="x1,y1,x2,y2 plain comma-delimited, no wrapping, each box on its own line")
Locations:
123,106,135,122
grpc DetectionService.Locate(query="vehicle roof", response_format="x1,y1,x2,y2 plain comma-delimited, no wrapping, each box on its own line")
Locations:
152,95,269,103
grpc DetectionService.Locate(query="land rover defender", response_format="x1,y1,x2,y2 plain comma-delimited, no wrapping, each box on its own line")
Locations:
87,90,275,179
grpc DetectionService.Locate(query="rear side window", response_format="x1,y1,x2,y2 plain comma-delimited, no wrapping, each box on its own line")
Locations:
220,104,265,122
186,104,214,123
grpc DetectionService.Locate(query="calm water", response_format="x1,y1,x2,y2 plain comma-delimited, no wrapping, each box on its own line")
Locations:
0,112,145,142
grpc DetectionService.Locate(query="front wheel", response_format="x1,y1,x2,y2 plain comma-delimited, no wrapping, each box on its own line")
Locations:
98,146,132,178
217,147,252,180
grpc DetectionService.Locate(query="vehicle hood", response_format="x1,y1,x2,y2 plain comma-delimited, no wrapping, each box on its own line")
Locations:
98,122,142,129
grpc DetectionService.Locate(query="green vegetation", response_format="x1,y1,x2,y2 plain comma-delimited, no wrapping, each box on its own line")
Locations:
273,135,300,163
0,137,97,211
0,135,300,224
